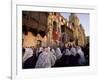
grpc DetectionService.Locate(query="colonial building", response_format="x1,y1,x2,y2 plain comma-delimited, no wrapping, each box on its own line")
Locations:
47,12,67,46
22,11,49,48
22,11,87,48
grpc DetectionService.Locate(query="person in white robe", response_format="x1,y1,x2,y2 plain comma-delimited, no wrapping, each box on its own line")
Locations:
47,47,57,66
76,46,86,65
22,47,33,63
35,47,51,68
65,48,71,56
70,47,77,56
55,47,62,60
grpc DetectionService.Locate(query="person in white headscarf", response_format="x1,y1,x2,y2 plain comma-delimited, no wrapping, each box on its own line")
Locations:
22,47,33,63
51,48,55,55
65,49,71,56
69,46,78,66
47,47,57,66
76,46,86,65
35,47,51,68
55,47,62,60
70,46,77,56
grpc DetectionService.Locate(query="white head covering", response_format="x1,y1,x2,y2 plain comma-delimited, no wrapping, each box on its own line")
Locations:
70,47,77,56
55,47,62,60
44,47,48,54
65,49,71,56
47,47,51,52
51,48,56,55
39,47,43,52
77,46,84,56
22,48,33,63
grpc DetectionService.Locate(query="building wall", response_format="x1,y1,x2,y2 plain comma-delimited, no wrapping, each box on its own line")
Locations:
22,11,86,47
22,11,48,48
69,13,86,47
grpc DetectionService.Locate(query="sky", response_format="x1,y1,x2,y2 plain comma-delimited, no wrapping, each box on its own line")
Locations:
60,12,90,36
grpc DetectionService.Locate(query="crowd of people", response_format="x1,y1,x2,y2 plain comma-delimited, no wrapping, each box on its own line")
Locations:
22,40,89,69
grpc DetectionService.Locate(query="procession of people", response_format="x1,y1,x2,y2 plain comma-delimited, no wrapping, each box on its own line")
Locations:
22,39,89,69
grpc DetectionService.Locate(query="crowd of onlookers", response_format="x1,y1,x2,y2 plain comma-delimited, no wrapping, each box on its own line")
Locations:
22,40,89,69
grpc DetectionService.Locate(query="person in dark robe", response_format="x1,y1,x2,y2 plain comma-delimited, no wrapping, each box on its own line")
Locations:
23,53,37,69
22,47,33,63
69,46,77,66
23,47,38,69
53,47,64,67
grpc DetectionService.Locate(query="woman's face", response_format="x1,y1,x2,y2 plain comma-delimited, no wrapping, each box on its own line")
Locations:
43,47,48,52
